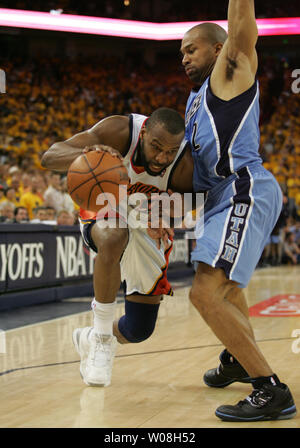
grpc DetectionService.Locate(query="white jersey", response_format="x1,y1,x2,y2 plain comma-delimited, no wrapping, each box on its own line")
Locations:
79,113,179,296
79,112,185,222
123,113,186,192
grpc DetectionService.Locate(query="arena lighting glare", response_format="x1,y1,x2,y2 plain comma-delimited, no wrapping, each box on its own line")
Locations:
0,9,300,39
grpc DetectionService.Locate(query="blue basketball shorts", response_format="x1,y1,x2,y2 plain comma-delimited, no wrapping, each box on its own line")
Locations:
191,165,283,288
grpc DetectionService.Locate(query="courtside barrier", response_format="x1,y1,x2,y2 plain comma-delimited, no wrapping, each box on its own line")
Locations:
0,224,193,310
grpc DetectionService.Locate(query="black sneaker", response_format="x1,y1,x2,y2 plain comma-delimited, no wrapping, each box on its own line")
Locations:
215,382,297,422
203,350,251,388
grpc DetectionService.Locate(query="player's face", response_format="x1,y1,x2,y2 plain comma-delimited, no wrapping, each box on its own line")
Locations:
140,124,184,176
180,31,219,85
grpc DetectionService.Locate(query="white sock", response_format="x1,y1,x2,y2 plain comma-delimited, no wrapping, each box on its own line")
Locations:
91,299,116,335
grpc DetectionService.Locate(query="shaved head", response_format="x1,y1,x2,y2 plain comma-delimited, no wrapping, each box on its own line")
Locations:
181,22,228,86
186,22,228,45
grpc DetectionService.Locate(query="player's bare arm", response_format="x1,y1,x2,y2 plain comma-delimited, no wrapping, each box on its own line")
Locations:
41,115,130,172
210,0,258,100
168,143,194,194
146,143,195,244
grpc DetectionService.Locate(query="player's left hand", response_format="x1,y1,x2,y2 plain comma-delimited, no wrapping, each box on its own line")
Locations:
145,189,175,250
83,144,123,160
147,227,174,250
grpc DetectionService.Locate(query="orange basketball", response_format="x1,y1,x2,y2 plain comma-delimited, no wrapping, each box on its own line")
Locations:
67,150,129,212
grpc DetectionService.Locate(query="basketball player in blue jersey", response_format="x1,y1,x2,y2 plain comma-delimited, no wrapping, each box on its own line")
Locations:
42,107,193,388
180,1,297,421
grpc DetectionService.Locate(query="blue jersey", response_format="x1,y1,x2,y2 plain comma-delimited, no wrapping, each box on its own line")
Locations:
185,77,262,192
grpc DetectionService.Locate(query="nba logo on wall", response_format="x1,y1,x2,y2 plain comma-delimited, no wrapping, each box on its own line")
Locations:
249,294,300,317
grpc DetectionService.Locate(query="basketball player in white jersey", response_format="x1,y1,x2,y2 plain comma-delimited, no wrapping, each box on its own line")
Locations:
41,108,193,387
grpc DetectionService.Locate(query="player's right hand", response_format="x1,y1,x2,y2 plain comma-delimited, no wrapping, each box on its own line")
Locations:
147,227,174,250
83,144,123,160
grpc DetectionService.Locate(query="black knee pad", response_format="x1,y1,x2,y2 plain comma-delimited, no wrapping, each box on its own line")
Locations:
118,300,160,343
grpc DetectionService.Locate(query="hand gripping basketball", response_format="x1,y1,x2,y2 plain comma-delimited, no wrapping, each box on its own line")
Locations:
83,144,123,161
67,147,129,212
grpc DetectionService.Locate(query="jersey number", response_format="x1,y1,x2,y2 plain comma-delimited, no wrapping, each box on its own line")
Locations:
192,122,200,150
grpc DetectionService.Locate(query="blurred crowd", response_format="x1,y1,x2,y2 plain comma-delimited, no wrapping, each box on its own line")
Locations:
0,54,187,167
258,66,300,267
0,0,299,21
0,167,79,225
0,51,299,265
0,53,188,228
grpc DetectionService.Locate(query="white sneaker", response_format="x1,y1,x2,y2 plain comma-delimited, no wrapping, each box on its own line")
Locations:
72,327,117,387
85,332,117,387
72,327,93,381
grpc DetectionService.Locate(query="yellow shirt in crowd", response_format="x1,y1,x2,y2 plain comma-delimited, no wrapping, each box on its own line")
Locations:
19,192,44,220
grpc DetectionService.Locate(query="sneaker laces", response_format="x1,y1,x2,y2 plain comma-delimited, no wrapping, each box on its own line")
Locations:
90,334,112,365
239,387,274,408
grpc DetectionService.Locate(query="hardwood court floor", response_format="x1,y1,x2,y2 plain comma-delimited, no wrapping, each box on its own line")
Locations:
0,265,299,428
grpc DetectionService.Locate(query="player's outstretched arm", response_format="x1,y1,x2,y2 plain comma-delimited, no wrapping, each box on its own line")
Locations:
227,0,258,65
41,115,130,172
210,0,258,100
